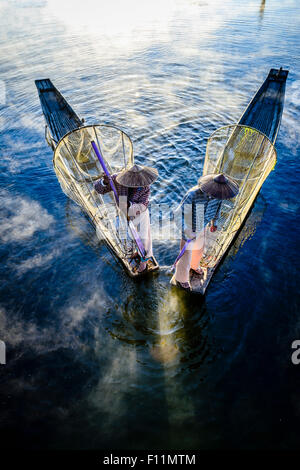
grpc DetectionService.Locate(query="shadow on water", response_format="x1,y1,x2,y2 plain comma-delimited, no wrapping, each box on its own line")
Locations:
53,198,214,448
101,274,210,449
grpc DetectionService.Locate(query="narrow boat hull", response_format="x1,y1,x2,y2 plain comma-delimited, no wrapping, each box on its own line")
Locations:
35,79,83,146
238,68,288,144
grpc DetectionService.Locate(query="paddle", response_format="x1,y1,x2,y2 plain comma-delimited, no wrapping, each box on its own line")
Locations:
91,140,147,260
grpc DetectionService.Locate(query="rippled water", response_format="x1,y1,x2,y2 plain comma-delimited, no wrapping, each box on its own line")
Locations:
0,0,300,450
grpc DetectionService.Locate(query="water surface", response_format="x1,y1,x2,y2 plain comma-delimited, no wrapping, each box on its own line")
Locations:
0,0,299,450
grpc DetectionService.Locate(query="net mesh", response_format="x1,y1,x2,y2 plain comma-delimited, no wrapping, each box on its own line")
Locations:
200,125,277,267
53,125,134,258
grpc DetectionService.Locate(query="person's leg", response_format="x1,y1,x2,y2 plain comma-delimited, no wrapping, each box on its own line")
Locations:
133,209,152,273
137,261,147,273
143,209,153,258
190,228,205,272
175,238,193,285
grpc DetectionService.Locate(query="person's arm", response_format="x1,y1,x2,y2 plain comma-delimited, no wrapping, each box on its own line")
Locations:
210,201,222,232
94,174,116,195
210,220,217,232
176,191,194,239
173,189,191,218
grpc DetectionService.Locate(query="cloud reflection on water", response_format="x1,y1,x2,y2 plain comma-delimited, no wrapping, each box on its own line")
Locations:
0,189,54,243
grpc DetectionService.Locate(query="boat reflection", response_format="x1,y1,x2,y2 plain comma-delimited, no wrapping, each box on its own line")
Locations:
149,287,206,364
259,0,266,20
99,273,209,368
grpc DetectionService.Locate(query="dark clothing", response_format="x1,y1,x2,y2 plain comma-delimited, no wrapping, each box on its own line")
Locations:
94,174,150,208
176,185,221,239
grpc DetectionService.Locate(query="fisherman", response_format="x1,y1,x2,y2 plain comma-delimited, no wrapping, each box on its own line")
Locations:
94,164,158,273
172,173,239,291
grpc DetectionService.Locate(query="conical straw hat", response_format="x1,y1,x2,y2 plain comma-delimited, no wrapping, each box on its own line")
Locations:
116,164,158,188
198,173,239,199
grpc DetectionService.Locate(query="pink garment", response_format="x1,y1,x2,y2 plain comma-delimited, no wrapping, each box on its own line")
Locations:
175,225,218,283
175,231,205,283
130,208,153,258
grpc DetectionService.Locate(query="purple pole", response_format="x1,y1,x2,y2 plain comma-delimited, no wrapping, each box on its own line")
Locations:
128,221,146,259
91,140,146,259
91,141,119,204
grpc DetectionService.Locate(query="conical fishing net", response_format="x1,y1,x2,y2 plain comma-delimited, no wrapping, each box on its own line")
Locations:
53,125,134,259
200,124,277,268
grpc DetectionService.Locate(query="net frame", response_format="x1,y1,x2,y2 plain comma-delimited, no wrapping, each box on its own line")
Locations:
53,125,134,259
200,124,277,267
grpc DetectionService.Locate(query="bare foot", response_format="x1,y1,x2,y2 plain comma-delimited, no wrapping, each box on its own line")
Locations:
176,280,191,291
190,267,204,276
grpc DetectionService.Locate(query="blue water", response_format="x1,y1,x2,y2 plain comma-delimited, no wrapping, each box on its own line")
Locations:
0,0,299,450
